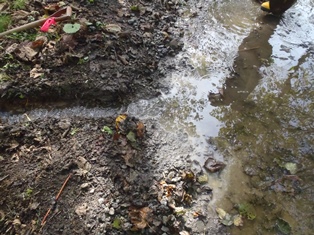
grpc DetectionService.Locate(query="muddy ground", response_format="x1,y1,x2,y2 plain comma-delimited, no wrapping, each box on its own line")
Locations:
0,0,225,234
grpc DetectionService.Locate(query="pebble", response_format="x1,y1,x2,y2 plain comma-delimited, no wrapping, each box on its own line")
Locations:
98,198,105,204
104,207,110,214
109,207,115,215
80,183,89,189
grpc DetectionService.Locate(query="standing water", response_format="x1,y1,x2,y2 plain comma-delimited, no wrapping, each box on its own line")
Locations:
129,0,314,234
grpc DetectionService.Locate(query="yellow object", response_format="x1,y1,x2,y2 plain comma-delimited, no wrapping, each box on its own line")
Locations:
261,1,271,11
115,114,128,131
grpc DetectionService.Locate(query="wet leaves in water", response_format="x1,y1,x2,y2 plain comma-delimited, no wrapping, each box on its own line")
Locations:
204,157,226,173
181,170,195,182
284,162,297,174
237,203,256,220
129,206,152,231
233,214,243,226
277,218,291,235
216,208,244,226
216,208,227,220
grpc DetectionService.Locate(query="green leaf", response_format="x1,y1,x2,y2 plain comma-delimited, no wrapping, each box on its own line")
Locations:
277,218,291,234
63,23,81,34
126,131,136,142
102,126,113,135
112,217,121,229
284,162,297,174
238,203,256,220
130,5,139,11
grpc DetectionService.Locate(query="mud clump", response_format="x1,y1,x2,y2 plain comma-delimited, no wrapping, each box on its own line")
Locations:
0,0,184,111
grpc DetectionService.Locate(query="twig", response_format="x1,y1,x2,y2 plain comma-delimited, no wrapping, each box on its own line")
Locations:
41,173,72,226
23,113,32,122
0,175,9,182
56,173,72,200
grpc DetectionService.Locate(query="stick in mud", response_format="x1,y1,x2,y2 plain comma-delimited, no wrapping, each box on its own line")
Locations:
41,173,72,226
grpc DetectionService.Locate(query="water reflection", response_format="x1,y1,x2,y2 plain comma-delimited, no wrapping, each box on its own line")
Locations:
208,14,280,109
208,0,314,233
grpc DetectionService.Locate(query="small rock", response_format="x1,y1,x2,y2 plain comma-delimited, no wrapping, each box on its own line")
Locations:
75,203,88,216
109,207,115,215
98,198,105,204
104,206,110,214
171,176,182,183
153,219,162,227
80,183,89,189
179,231,190,235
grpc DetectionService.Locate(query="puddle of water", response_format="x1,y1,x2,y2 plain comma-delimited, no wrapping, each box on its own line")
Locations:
129,0,314,233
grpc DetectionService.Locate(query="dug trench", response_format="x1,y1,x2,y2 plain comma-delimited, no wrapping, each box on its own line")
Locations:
0,0,225,235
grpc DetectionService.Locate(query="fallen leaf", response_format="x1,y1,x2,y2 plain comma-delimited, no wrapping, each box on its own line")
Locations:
30,64,44,79
216,208,227,220
136,121,145,138
237,203,256,220
112,217,121,229
233,214,243,226
113,132,121,141
15,42,39,61
115,114,128,131
277,218,291,234
284,162,297,174
126,131,136,142
204,157,226,173
31,37,47,49
104,24,122,34
221,213,233,226
129,206,152,231
63,23,81,34
102,126,113,135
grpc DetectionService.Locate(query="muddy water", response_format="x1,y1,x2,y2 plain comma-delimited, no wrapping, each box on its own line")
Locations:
163,0,314,234
1,0,314,234
128,0,314,234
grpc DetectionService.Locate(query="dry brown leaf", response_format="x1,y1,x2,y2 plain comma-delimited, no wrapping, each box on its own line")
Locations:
136,121,145,138
129,206,152,231
30,64,44,79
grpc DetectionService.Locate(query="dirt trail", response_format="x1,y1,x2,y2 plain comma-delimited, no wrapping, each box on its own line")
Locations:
0,1,224,234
